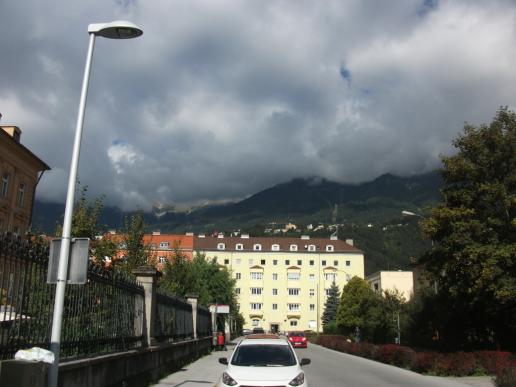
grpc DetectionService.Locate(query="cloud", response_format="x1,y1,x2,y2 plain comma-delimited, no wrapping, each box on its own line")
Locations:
1,0,515,210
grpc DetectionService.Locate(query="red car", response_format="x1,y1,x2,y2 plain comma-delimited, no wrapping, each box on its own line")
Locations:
287,331,308,348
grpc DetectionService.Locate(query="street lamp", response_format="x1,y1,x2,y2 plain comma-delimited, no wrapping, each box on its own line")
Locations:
48,20,142,387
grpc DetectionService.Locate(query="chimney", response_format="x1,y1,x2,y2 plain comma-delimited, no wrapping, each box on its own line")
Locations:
185,232,194,236
198,233,206,238
152,230,161,236
1,126,22,142
345,239,354,246
217,233,224,238
330,235,338,241
241,234,249,239
108,229,116,235
301,235,310,240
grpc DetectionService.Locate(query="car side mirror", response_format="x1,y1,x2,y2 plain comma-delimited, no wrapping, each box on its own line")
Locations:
300,358,311,366
219,358,228,365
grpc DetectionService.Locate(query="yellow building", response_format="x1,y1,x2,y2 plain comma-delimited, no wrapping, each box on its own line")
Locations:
194,234,364,333
366,270,414,300
0,126,50,235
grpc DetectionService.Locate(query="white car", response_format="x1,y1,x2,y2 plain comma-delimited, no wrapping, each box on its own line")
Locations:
216,334,311,387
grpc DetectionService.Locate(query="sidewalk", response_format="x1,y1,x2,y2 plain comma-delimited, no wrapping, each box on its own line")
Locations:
152,340,237,387
444,376,495,387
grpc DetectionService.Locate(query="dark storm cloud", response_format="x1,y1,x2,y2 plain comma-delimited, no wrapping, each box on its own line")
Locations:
2,0,516,210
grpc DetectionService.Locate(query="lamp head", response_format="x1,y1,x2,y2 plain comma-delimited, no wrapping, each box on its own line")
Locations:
88,20,143,39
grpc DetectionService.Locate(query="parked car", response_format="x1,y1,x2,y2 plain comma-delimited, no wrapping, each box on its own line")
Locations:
242,328,252,335
216,335,311,386
252,327,265,334
287,331,308,348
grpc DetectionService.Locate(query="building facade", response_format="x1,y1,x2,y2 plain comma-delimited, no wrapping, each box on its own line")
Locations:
365,270,414,300
0,126,50,235
194,234,364,333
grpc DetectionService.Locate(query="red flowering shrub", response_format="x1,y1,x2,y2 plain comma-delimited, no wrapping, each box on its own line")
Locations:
495,360,516,387
358,342,378,359
476,351,512,374
375,344,416,368
448,352,477,376
413,352,439,373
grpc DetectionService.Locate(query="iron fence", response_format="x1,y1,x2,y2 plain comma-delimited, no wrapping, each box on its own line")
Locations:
197,305,212,338
155,290,193,341
0,233,144,360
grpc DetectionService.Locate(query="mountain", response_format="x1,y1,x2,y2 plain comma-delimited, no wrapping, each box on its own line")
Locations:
32,171,441,234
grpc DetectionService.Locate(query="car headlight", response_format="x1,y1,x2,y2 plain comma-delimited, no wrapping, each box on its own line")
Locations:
289,372,305,386
222,372,238,386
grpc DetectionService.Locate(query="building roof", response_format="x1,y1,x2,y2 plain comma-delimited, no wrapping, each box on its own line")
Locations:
194,235,362,253
0,127,50,171
144,234,193,250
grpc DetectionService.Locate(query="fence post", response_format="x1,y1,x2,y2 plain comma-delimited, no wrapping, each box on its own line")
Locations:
186,294,198,340
132,265,162,346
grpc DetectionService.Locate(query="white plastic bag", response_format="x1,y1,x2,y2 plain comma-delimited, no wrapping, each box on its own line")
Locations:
14,347,54,364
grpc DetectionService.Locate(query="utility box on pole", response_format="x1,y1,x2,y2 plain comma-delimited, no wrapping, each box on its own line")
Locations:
47,238,90,284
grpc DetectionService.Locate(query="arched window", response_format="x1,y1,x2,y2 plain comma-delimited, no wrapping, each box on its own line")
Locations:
253,244,262,251
289,244,298,252
217,243,225,250
271,244,280,251
236,243,243,250
326,245,334,252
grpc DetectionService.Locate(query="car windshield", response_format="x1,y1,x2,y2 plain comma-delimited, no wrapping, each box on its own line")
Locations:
231,344,296,367
289,332,304,337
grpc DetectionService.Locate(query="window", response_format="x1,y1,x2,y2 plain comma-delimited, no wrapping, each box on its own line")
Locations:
235,288,241,294
17,184,25,207
325,288,332,296
250,272,263,280
217,243,225,250
308,244,316,252
334,260,338,266
273,259,278,265
261,259,266,265
374,283,379,291
251,287,263,295
272,288,278,295
309,289,315,297
248,258,254,266
235,258,241,265
288,288,300,296
309,260,314,266
290,320,298,327
272,273,278,280
322,260,327,266
224,259,229,265
285,259,290,265
287,272,300,281
346,260,351,266
160,242,169,248
236,243,243,250
253,244,262,251
297,260,302,266
290,244,298,251
310,304,315,311
235,273,241,280
1,174,8,197
250,303,263,310
272,304,278,310
158,256,167,264
287,303,300,311
309,274,315,281
326,245,334,252
271,244,280,251
252,319,260,326
325,273,337,281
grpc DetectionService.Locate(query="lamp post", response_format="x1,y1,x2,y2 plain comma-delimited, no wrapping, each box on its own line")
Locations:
48,20,142,387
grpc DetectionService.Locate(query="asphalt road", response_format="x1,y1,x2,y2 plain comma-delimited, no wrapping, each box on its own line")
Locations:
154,339,494,387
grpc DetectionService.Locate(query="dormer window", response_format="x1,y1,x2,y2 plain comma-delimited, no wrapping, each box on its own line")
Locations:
236,243,243,250
308,245,316,252
160,242,169,248
271,244,280,251
289,244,298,252
253,244,262,251
326,245,334,252
217,243,225,250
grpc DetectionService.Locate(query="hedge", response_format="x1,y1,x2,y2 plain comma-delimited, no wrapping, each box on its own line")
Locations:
310,334,516,384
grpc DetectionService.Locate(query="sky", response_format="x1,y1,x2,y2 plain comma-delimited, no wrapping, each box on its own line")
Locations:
2,0,516,211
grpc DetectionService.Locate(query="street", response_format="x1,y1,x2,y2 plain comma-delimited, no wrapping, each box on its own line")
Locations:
154,338,494,387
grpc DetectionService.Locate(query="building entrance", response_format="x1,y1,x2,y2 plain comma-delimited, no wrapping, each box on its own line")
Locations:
270,323,279,333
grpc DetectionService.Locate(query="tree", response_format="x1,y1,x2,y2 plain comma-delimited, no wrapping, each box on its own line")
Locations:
118,211,150,274
322,281,340,327
336,277,385,342
419,107,516,350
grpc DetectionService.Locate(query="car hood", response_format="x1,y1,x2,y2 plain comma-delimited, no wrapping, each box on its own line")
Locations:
226,365,301,382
